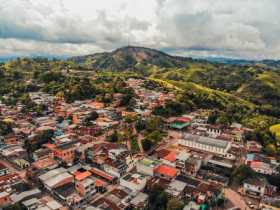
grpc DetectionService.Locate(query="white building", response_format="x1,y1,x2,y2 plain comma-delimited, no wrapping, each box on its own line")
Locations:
136,158,160,176
243,178,266,197
120,173,147,192
179,133,231,156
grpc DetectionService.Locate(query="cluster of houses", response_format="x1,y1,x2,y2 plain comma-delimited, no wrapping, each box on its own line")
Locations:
0,79,279,210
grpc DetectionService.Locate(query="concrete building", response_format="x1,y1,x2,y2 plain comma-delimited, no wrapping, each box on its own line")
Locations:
243,177,266,197
0,163,9,177
180,133,231,155
120,173,147,192
39,168,74,191
136,158,160,176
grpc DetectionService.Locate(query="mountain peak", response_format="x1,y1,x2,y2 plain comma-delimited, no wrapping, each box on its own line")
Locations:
71,46,189,70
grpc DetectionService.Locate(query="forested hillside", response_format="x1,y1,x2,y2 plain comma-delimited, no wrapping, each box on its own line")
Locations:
1,46,280,130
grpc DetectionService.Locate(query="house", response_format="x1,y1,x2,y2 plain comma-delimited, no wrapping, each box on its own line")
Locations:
33,148,54,161
120,173,147,192
52,141,77,165
246,141,262,153
90,167,117,184
130,192,148,209
0,192,11,207
243,177,266,197
260,197,280,210
0,163,9,176
180,133,231,156
103,158,128,178
154,164,178,180
165,180,187,198
22,196,64,210
39,168,74,191
75,177,96,198
92,187,130,210
10,188,42,204
170,117,191,130
184,157,202,176
54,182,86,208
136,158,160,176
161,151,177,167
175,152,191,172
3,133,18,145
245,154,273,175
0,173,22,192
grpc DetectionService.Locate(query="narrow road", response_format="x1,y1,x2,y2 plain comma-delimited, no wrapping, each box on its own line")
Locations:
224,188,251,210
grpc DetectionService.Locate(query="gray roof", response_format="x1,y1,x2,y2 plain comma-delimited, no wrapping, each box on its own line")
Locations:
46,200,63,210
39,168,67,181
10,188,41,203
183,133,229,149
22,198,40,206
44,172,73,188
130,192,148,206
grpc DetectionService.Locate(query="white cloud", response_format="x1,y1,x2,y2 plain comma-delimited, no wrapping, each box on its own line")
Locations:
0,0,279,59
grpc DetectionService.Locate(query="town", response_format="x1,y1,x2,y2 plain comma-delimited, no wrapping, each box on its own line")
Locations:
0,77,279,210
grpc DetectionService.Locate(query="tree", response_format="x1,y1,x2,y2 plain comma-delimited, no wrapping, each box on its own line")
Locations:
231,164,256,184
25,129,54,153
85,111,99,122
142,139,153,152
264,143,277,156
146,116,164,132
0,120,13,136
147,184,169,210
135,118,146,132
166,198,184,210
107,130,119,143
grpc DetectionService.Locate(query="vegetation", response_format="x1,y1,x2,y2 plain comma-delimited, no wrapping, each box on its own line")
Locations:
231,164,256,184
270,124,280,140
166,198,184,210
146,184,169,210
1,46,280,157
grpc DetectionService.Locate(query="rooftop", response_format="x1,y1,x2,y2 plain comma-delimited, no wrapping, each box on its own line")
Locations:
139,158,159,167
183,133,230,149
154,165,177,178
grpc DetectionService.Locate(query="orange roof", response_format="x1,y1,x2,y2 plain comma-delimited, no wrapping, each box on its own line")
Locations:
95,179,105,187
43,143,56,150
88,101,104,109
75,171,92,181
163,151,177,162
154,165,177,178
90,168,114,181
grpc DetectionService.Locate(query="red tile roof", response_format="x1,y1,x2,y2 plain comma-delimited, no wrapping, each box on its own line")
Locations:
74,171,92,181
90,168,114,181
176,117,191,123
163,151,177,162
154,165,177,178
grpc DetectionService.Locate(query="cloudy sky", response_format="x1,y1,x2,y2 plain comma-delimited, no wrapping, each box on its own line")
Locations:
0,0,280,59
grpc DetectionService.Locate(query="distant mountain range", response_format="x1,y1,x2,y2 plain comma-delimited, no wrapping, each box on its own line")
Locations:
1,46,280,68
70,46,280,70
204,57,280,67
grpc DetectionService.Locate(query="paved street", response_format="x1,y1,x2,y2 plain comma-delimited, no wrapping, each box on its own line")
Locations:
225,188,251,210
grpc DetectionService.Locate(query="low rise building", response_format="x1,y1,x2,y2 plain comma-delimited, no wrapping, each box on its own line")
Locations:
0,163,9,177
165,180,187,198
154,164,178,180
180,133,231,156
120,173,147,192
136,158,160,176
39,168,74,191
243,177,266,198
